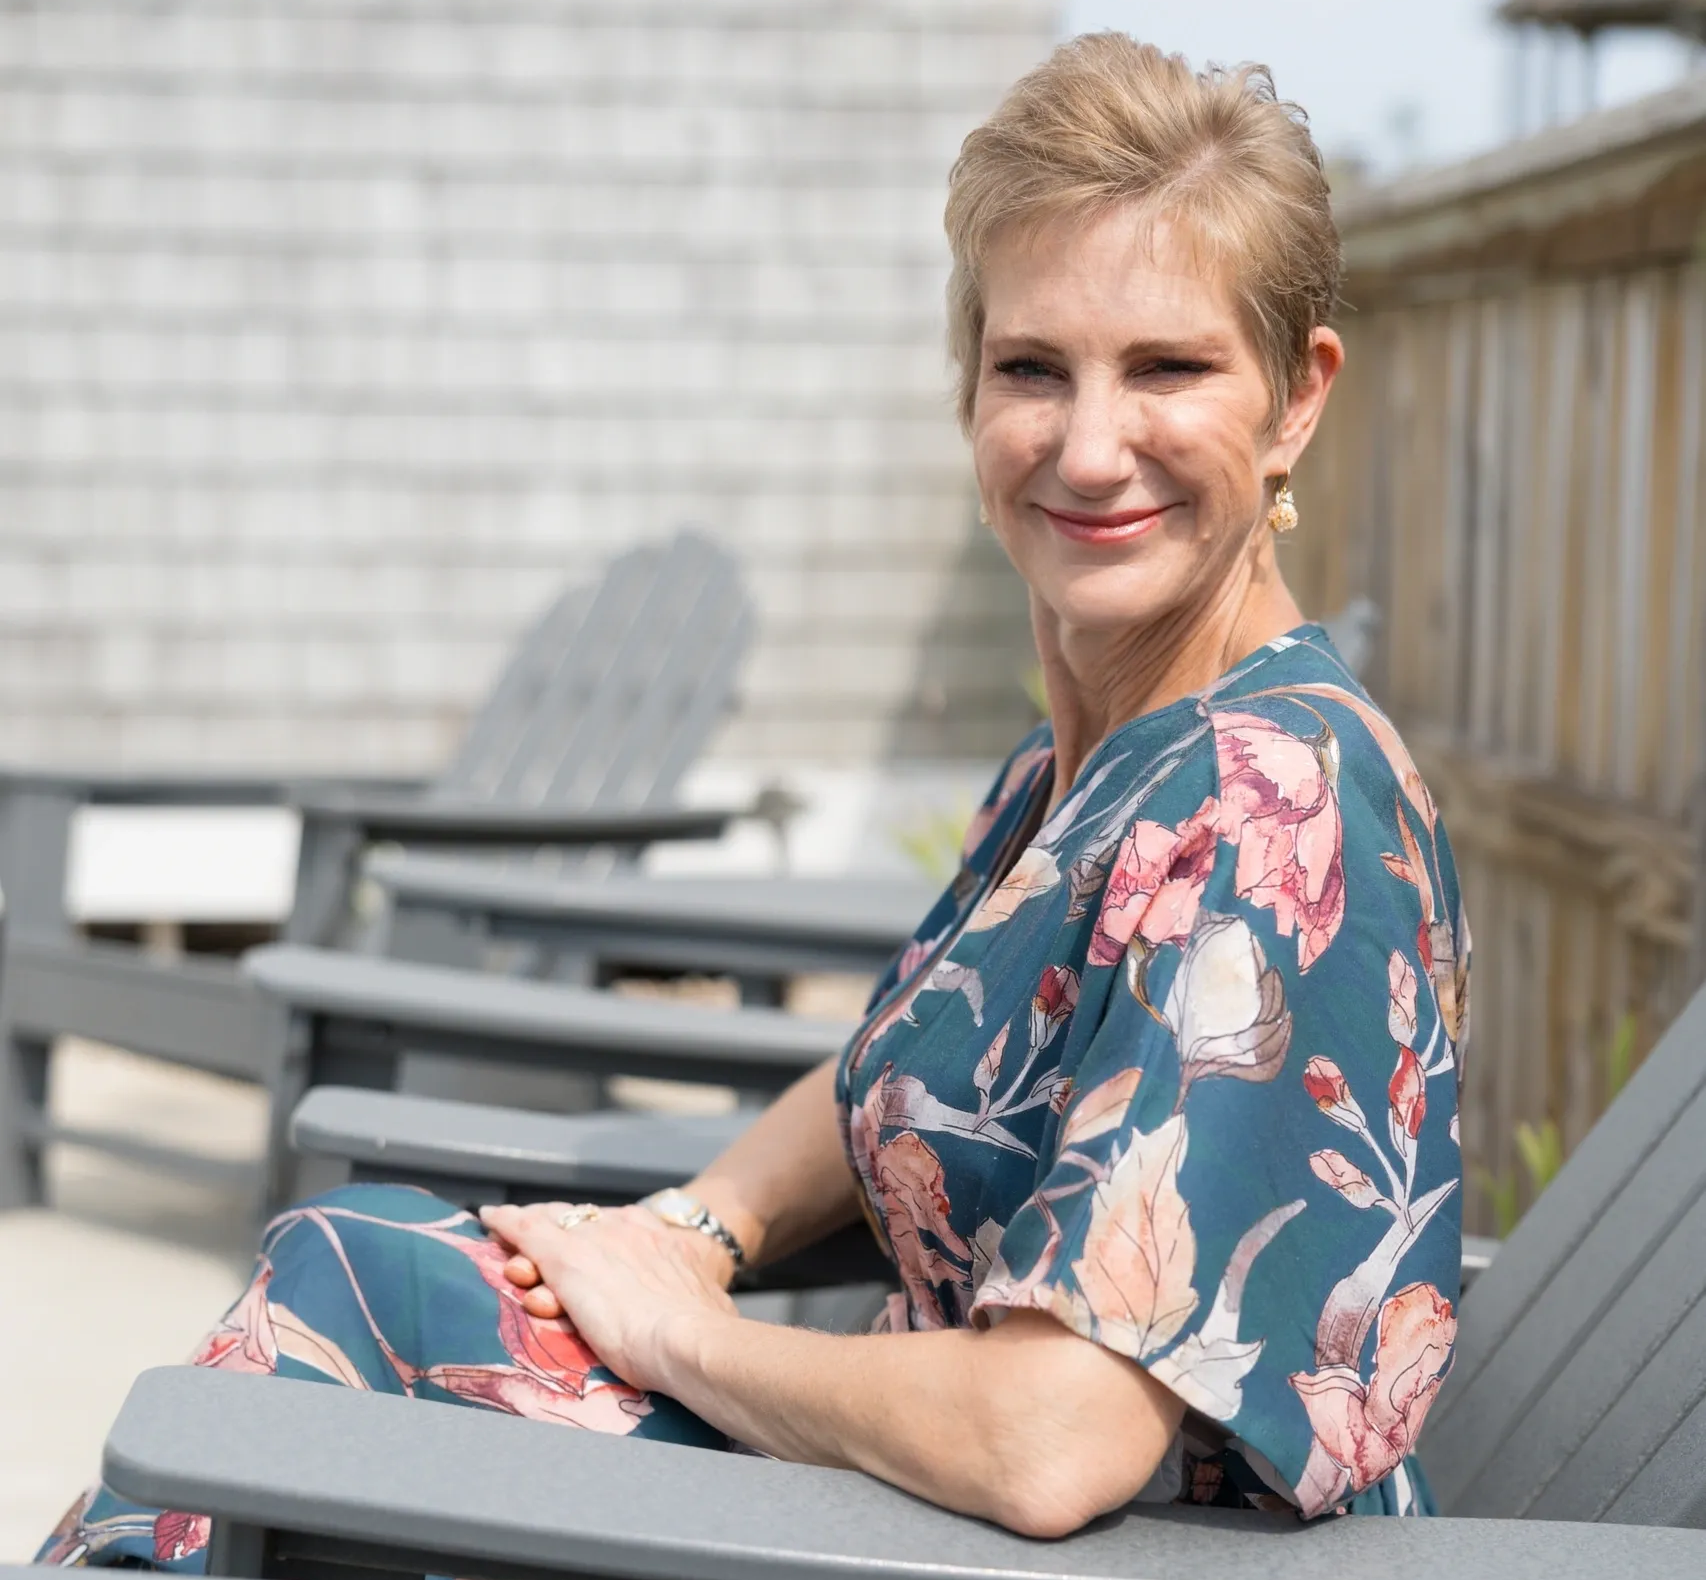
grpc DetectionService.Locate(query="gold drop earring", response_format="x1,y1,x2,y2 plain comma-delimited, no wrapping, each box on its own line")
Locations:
1267,472,1299,534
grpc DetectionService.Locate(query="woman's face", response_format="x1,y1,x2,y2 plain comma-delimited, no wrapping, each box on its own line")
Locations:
971,206,1328,639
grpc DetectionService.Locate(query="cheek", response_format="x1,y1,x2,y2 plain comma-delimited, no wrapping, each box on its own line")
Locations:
972,400,1054,493
1149,397,1266,504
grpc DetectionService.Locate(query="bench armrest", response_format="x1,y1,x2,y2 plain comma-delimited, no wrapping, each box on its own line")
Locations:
368,854,929,950
293,791,740,848
287,1088,892,1290
245,945,849,1089
0,768,425,807
104,1369,1706,1580
291,1086,747,1196
1461,1234,1501,1292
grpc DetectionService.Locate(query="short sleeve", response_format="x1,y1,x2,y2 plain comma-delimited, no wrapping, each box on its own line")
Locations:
971,702,1464,1518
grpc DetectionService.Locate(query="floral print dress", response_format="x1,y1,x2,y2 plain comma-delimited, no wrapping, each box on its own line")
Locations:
39,624,1465,1569
838,623,1468,1517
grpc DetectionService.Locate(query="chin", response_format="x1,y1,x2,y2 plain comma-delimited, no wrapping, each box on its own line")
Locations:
1037,562,1174,634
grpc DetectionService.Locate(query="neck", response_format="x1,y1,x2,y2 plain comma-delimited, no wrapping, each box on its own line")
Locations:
1035,535,1303,798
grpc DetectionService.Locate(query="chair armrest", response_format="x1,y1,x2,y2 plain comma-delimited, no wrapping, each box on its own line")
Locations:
244,945,849,1088
1462,1234,1501,1292
287,1088,893,1290
290,1086,748,1196
105,1369,1706,1580
368,854,930,952
0,768,425,807
293,791,740,847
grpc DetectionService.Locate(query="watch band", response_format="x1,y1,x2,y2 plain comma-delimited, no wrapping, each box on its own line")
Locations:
639,1188,747,1269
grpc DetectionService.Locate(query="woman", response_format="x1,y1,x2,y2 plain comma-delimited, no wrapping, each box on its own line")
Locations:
41,34,1467,1559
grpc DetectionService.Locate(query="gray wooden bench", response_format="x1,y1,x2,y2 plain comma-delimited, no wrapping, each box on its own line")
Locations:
100,1367,1706,1579
0,529,753,1211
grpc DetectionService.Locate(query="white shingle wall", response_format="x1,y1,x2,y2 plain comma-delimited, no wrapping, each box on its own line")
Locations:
0,0,1057,770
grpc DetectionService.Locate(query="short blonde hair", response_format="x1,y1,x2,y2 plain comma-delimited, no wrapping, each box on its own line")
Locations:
945,34,1341,431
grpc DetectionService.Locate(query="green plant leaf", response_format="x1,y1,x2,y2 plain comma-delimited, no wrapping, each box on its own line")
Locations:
1474,1164,1521,1239
891,799,974,885
1514,1118,1564,1197
1606,1012,1637,1102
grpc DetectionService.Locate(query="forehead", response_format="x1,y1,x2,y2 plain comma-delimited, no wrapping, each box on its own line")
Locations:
979,205,1241,341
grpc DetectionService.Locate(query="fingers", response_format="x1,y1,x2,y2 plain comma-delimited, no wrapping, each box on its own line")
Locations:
522,1283,565,1320
504,1253,541,1289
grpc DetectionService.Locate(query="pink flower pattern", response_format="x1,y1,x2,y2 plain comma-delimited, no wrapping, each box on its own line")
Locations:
1211,710,1346,970
1292,1283,1456,1487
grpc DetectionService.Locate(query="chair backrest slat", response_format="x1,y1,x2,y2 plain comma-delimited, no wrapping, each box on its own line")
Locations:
1420,986,1706,1522
547,537,752,807
487,541,678,805
432,529,750,809
1602,1393,1706,1527
438,583,597,797
1526,1274,1706,1522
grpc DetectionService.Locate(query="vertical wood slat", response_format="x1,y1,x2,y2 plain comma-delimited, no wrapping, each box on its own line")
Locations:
1636,275,1683,810
1666,269,1706,820
1441,305,1479,739
1577,281,1621,795
1611,276,1658,802
1468,296,1509,754
1528,289,1566,772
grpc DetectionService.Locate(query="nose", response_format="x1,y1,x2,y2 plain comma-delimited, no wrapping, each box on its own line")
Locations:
1054,383,1137,501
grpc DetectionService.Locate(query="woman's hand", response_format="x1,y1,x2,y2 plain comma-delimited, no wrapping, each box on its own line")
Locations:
478,1201,739,1391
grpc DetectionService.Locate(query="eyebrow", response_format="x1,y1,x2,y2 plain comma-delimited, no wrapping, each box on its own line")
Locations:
985,331,1232,360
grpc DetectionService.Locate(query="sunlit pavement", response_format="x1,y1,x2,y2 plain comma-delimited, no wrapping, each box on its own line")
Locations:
0,1042,261,1560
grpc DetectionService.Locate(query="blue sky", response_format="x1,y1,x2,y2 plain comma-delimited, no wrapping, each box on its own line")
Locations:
1062,1,1700,174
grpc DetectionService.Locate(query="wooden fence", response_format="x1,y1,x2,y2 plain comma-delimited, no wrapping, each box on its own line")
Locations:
1290,79,1706,1230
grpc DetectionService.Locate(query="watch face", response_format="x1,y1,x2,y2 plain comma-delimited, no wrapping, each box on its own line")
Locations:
646,1189,699,1228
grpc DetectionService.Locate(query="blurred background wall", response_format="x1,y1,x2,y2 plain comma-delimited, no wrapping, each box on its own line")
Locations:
0,0,1053,773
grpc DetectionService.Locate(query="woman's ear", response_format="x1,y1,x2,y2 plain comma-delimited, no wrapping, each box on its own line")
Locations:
1263,326,1344,476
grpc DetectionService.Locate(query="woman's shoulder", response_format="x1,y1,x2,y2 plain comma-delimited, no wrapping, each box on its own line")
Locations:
1063,625,1462,988
1040,625,1415,843
1190,627,1466,1020
1203,625,1441,834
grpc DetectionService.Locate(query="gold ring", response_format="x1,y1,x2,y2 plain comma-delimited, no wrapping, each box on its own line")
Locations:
554,1204,602,1231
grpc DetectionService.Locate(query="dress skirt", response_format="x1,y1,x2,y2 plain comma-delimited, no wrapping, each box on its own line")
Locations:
35,1184,726,1571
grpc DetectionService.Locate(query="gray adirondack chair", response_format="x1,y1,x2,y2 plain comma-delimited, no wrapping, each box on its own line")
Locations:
89,973,1706,1577
0,529,754,1211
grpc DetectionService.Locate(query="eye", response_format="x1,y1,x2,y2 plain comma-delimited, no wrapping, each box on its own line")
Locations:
991,356,1061,384
1136,358,1213,380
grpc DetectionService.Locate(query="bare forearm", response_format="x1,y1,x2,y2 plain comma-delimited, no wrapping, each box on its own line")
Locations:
684,1059,861,1268
650,1310,1182,1537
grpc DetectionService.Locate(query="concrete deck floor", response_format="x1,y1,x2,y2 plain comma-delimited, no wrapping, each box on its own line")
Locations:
0,1042,263,1561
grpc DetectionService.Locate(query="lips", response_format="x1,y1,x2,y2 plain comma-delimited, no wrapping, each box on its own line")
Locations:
1039,503,1173,544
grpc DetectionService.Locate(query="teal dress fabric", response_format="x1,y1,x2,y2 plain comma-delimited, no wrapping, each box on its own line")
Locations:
37,1186,727,1570
836,625,1468,1517
38,624,1465,1569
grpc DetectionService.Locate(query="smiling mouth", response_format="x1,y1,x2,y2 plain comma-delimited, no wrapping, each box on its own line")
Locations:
1039,503,1174,542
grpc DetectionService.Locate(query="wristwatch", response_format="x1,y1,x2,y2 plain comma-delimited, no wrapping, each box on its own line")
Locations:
639,1187,747,1269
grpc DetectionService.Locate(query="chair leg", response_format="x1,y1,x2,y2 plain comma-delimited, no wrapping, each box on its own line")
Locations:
734,973,786,1009
262,1013,401,1220
0,1030,50,1210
